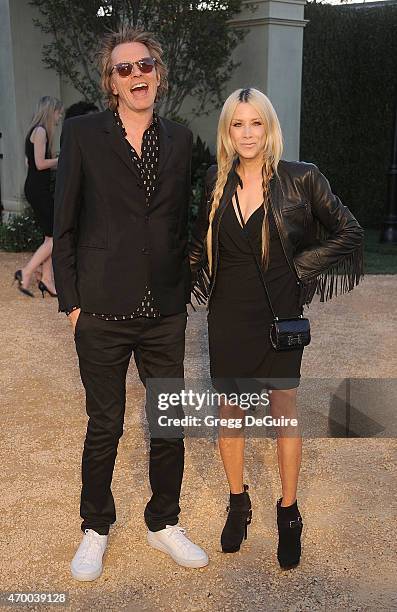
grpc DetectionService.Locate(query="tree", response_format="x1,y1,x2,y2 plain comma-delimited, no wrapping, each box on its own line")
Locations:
29,0,246,118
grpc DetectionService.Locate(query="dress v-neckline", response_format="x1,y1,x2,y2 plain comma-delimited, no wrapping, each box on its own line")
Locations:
232,199,264,229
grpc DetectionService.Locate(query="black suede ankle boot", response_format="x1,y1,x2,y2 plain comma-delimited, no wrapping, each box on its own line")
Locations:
221,484,252,553
276,497,303,569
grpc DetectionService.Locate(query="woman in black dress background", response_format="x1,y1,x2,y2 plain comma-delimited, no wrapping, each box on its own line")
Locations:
14,96,63,297
190,88,364,568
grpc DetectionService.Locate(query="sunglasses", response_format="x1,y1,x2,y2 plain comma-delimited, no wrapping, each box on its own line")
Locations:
110,57,156,78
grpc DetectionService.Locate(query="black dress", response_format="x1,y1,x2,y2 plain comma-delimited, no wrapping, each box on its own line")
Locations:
208,198,304,394
24,126,54,237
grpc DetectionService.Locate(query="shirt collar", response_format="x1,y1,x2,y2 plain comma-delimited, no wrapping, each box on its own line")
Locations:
113,107,158,136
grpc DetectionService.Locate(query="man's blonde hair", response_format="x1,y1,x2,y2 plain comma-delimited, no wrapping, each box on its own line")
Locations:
98,26,168,110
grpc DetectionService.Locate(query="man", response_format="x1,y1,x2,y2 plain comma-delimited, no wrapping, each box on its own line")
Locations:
53,27,208,581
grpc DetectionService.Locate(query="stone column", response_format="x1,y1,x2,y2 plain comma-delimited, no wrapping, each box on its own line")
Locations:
230,0,308,160
0,0,61,219
183,0,308,161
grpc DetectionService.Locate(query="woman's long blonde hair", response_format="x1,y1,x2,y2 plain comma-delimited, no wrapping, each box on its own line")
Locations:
207,88,283,273
26,96,63,157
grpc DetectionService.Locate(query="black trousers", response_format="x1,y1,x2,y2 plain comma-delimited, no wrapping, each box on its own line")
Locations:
74,310,187,535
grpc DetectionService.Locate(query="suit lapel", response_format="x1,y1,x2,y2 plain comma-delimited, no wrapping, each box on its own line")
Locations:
102,109,140,181
157,116,173,177
102,111,173,184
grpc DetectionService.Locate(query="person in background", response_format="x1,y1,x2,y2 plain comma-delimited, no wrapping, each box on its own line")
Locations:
14,96,63,297
64,101,99,121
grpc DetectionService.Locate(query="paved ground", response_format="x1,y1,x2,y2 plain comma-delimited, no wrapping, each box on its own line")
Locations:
0,252,396,612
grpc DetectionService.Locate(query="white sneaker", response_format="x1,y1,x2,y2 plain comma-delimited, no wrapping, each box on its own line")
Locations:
147,524,208,568
70,529,108,581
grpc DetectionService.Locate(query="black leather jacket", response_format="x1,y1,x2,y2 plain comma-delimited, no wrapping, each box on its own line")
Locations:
189,159,364,307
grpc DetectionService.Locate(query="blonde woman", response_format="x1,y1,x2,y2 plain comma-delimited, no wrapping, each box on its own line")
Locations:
14,96,63,297
190,88,364,568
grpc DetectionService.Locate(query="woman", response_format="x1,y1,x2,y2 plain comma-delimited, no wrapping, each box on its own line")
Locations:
190,88,364,569
14,96,63,297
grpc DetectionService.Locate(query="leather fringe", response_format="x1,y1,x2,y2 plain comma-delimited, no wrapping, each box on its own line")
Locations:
191,265,211,306
299,241,364,307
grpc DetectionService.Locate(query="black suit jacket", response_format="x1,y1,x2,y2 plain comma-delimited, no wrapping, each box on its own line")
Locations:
53,109,193,315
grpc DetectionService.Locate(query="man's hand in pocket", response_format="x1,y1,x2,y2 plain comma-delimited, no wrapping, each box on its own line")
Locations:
68,308,81,334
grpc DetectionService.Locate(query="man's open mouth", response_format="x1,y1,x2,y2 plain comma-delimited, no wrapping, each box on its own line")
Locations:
130,83,149,95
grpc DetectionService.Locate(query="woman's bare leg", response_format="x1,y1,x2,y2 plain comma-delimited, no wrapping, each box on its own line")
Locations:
217,400,246,493
41,251,56,294
21,236,53,290
34,264,42,284
270,388,302,506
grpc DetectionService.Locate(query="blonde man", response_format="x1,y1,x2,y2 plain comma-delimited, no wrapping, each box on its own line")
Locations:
53,28,208,581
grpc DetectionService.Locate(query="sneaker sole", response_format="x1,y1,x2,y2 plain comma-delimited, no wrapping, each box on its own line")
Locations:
147,535,208,568
70,562,103,582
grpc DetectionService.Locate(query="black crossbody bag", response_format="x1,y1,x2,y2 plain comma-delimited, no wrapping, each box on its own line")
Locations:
234,192,311,351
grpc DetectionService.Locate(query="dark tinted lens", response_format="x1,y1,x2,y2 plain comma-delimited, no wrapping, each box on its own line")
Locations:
138,58,155,73
116,63,133,77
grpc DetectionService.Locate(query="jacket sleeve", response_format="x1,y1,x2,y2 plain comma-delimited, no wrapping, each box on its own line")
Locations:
294,164,364,303
52,119,83,313
189,165,217,305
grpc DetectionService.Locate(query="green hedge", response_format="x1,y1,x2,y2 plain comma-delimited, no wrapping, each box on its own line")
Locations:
301,3,397,228
364,229,397,273
0,209,43,252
